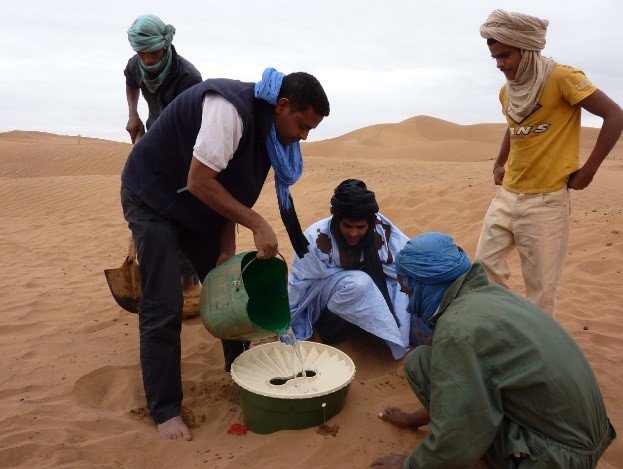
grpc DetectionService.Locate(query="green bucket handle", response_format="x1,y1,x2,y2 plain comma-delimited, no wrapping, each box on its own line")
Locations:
234,252,287,292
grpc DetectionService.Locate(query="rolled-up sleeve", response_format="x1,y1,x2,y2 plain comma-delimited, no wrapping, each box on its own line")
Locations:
192,93,243,172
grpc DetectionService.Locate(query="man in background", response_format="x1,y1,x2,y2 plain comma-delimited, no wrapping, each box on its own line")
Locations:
124,14,203,307
475,9,623,315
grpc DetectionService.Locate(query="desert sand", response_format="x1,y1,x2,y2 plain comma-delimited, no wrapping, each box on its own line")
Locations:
0,116,621,468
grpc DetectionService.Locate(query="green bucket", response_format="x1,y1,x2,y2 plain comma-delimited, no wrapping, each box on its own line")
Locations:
200,251,291,341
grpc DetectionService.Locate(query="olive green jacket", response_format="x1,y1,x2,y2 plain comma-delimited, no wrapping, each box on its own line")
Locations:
405,263,613,468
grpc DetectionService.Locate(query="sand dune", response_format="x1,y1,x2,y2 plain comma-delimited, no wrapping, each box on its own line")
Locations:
0,119,621,468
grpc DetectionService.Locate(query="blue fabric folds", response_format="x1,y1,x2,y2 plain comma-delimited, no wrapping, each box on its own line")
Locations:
254,67,303,212
396,232,471,329
254,67,309,257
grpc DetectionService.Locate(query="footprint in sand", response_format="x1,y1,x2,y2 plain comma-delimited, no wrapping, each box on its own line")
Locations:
73,365,143,412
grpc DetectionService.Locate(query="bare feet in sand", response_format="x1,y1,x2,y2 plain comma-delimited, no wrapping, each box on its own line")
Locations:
378,407,430,429
157,415,192,441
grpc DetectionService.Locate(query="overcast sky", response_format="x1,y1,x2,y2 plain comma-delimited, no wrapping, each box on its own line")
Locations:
2,0,622,143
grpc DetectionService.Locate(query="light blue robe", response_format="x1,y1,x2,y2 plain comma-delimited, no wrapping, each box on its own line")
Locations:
288,214,411,359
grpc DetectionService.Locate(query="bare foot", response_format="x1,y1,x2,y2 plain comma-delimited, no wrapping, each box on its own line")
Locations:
378,407,429,429
157,415,192,441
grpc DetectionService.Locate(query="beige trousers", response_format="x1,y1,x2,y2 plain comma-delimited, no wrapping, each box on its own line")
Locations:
475,187,570,315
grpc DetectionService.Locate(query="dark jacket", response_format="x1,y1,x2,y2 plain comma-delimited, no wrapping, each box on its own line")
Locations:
124,45,202,129
121,79,273,235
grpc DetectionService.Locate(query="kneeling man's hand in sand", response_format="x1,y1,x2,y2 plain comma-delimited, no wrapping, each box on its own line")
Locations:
369,454,406,468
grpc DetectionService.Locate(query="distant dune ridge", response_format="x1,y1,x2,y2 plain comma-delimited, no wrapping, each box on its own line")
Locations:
0,117,621,468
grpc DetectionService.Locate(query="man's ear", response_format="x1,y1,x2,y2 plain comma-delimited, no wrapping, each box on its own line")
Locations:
275,97,290,114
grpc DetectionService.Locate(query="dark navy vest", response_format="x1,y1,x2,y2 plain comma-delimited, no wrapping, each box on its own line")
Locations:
121,79,273,235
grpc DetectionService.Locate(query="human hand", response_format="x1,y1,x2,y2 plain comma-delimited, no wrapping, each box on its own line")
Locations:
216,251,234,266
253,221,278,259
126,116,145,144
369,454,406,468
128,236,136,257
493,165,505,186
567,168,595,190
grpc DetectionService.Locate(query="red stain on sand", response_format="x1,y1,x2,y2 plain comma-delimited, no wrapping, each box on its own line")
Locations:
227,423,248,436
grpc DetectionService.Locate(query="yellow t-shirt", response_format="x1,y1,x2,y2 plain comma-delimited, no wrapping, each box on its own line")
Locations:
500,64,596,193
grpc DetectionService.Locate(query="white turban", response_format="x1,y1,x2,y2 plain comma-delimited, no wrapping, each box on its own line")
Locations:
480,9,555,122
480,9,548,51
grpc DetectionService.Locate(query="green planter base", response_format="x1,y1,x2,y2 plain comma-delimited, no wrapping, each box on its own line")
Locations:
237,385,350,434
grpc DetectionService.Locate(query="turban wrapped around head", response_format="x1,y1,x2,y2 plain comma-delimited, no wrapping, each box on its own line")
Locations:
330,179,379,221
479,9,548,52
127,14,176,52
479,9,555,122
396,233,471,325
396,232,471,285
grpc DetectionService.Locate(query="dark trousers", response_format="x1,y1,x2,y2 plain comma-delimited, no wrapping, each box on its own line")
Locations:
121,186,247,423
315,307,349,344
178,250,199,279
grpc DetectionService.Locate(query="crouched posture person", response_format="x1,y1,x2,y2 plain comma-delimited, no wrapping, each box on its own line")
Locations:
288,179,415,360
372,233,615,468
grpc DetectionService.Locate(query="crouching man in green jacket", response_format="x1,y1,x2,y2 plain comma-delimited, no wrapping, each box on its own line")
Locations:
371,232,615,468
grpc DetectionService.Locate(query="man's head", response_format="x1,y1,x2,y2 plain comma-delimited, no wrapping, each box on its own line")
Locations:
480,9,548,81
487,40,522,81
330,179,378,246
127,15,175,66
395,233,471,318
273,72,330,146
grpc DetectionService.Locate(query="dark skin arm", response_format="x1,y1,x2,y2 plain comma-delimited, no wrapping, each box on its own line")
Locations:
187,157,278,259
125,85,145,143
491,129,510,185
567,89,623,190
217,220,236,265
371,407,431,467
369,455,406,468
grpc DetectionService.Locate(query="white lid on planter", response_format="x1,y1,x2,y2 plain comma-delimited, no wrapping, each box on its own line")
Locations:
231,341,356,399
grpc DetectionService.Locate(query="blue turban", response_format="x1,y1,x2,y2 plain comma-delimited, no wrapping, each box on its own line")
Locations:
396,233,471,329
127,15,175,52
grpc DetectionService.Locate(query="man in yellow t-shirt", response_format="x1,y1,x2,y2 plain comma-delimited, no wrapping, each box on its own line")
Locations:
476,9,623,315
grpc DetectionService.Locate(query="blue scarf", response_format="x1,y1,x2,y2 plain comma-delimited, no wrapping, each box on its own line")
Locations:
254,67,309,257
396,232,471,329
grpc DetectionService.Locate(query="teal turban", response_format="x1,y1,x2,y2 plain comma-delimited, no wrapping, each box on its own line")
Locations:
127,14,176,93
127,14,176,52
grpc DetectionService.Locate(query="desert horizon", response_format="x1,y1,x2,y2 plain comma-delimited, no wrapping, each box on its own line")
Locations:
0,116,621,468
